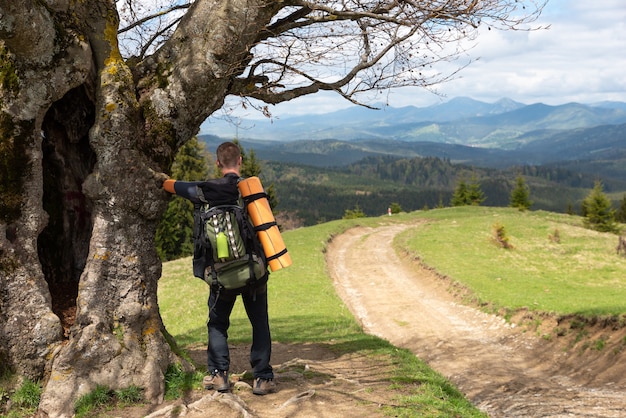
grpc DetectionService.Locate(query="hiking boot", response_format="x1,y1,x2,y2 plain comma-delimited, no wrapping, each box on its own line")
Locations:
203,370,229,392
252,377,276,395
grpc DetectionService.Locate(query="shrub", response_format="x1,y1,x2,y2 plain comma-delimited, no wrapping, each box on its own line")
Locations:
492,222,513,249
548,228,560,244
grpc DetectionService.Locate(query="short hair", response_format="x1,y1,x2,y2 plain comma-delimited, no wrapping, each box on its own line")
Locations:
216,142,241,169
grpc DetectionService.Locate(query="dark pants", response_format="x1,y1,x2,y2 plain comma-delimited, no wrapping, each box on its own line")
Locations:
207,283,273,380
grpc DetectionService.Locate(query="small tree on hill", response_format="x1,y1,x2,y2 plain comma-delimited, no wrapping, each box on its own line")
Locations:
581,180,620,233
492,222,513,249
437,194,445,209
343,203,366,219
451,178,469,206
510,175,532,211
390,202,402,214
452,175,485,206
467,175,486,206
616,194,626,224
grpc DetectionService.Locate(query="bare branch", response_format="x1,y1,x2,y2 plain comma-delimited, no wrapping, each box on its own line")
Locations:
138,17,182,59
119,0,548,112
118,3,191,34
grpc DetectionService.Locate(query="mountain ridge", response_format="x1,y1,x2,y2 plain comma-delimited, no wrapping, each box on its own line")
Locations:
200,97,626,144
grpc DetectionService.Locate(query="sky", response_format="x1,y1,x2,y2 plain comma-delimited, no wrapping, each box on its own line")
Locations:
217,0,626,120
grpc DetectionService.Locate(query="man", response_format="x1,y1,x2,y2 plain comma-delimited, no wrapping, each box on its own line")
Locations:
162,141,275,395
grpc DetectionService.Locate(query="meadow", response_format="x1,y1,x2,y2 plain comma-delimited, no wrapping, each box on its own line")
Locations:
402,207,626,316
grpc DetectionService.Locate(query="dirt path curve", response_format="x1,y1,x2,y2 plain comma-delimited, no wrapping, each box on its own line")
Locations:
326,225,626,418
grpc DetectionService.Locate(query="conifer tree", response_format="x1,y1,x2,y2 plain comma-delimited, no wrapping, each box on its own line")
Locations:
467,174,486,206
616,194,626,224
451,174,485,207
390,202,403,214
581,180,619,233
451,178,469,206
436,194,445,209
242,147,262,177
510,175,532,211
343,203,366,219
156,137,211,260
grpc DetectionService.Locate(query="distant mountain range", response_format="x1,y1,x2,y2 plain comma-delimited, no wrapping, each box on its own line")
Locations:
200,97,626,145
197,97,626,225
199,97,626,173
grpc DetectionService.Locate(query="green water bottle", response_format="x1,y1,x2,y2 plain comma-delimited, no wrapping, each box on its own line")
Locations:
216,231,229,259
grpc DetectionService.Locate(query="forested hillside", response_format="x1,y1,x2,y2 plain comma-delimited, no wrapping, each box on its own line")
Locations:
258,157,620,227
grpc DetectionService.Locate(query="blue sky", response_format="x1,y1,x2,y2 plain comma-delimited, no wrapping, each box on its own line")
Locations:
214,0,626,121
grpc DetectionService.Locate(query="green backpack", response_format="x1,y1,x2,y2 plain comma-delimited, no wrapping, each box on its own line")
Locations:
193,201,266,290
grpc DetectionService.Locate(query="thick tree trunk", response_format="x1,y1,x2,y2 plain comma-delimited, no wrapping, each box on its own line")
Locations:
38,41,182,415
1,1,180,416
1,0,92,382
1,0,277,415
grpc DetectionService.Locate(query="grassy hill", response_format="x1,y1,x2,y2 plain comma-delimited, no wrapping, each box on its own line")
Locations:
161,206,626,340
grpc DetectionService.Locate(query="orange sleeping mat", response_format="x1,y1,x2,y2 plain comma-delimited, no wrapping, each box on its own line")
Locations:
238,177,292,272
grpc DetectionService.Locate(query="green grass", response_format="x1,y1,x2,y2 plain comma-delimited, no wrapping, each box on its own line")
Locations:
74,385,112,418
163,364,203,400
398,206,626,316
73,385,146,418
0,378,42,417
157,206,625,416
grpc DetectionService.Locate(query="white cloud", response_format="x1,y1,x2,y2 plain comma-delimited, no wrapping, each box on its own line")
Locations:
217,0,626,120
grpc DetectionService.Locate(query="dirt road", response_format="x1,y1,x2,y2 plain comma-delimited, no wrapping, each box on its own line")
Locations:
326,225,626,418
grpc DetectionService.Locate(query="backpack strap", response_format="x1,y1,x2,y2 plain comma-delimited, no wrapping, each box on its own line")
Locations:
232,205,266,288
195,191,220,288
192,203,208,279
223,210,241,258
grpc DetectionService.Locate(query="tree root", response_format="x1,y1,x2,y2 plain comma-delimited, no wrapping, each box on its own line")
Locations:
205,392,255,417
145,391,256,418
279,389,316,409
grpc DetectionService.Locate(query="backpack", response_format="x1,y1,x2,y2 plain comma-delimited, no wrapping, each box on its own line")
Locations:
192,192,267,290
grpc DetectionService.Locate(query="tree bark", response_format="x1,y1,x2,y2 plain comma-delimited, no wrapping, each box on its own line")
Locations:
1,0,92,382
1,0,279,416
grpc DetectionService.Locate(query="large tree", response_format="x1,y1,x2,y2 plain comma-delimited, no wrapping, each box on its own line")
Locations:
0,0,545,415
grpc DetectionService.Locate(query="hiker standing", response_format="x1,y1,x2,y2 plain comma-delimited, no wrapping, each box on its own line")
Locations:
162,141,275,395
